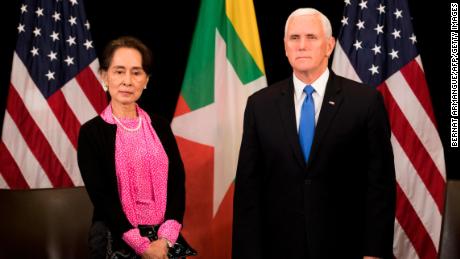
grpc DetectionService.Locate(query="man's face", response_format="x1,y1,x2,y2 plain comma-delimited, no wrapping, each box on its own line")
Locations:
284,14,335,77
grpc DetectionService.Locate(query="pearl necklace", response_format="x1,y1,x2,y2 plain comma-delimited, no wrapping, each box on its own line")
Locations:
112,113,142,132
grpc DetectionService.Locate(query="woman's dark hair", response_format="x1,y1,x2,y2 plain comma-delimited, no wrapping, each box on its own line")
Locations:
99,36,153,75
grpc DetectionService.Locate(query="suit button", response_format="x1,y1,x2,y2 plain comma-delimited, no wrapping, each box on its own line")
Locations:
304,179,312,184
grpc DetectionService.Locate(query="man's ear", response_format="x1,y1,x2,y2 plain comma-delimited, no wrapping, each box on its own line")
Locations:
284,38,289,57
326,36,336,57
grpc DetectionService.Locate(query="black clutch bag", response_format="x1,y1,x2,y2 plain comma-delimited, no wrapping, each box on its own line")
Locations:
138,225,197,259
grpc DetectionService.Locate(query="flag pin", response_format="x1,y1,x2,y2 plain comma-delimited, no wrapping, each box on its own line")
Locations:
328,101,335,106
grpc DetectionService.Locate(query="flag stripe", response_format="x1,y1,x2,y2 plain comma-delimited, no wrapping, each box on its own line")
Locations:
47,90,81,148
175,136,214,259
89,59,105,87
75,66,107,114
393,220,420,259
331,43,362,83
0,173,9,189
6,85,73,187
395,183,438,258
399,59,437,127
173,95,192,117
379,85,444,212
391,136,442,249
179,0,220,110
0,140,29,189
1,112,51,188
61,78,98,124
415,56,425,72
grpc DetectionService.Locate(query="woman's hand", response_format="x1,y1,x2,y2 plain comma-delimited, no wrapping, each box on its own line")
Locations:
141,238,169,259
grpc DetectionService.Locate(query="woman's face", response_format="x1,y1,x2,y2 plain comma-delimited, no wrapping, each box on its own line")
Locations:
103,47,149,107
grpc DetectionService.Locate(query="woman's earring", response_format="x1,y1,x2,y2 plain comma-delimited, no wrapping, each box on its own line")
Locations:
144,85,147,89
102,83,108,92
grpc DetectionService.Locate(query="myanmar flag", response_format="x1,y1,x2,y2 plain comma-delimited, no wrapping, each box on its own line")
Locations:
171,0,266,258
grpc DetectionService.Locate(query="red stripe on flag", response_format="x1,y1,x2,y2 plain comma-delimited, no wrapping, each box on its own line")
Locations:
176,135,214,259
47,90,80,149
399,60,437,128
7,84,74,187
75,67,107,114
0,140,29,189
174,95,191,117
395,183,437,258
378,85,445,213
211,182,234,259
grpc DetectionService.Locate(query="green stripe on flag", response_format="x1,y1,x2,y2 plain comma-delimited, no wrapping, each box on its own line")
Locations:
220,17,264,85
180,0,223,111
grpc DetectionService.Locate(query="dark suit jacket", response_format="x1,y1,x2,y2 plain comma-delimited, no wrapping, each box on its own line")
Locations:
77,113,185,246
232,72,396,259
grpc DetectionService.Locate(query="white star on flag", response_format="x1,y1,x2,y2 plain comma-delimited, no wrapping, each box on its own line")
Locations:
389,48,399,59
368,64,379,75
392,29,401,39
68,16,77,26
353,40,362,50
372,44,381,55
64,55,74,66
20,4,27,13
52,11,61,21
394,8,403,19
45,70,55,80
33,27,41,37
50,31,59,41
35,7,44,17
30,46,39,56
83,39,93,50
359,0,368,10
17,24,25,33
374,24,384,34
66,36,76,46
356,20,365,30
47,51,57,61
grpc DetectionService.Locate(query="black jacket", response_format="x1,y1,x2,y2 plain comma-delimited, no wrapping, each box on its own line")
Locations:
233,73,396,259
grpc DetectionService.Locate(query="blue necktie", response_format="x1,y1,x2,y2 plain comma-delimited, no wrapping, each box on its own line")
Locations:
299,85,315,162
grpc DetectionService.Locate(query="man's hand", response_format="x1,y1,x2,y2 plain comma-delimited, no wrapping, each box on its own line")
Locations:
141,238,169,259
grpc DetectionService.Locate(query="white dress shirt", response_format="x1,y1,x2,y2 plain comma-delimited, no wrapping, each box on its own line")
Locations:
293,68,329,132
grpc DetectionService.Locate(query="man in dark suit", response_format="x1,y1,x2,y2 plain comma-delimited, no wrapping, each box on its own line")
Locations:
232,8,396,259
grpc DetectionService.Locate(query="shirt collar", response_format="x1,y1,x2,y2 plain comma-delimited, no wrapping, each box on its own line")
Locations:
293,68,329,99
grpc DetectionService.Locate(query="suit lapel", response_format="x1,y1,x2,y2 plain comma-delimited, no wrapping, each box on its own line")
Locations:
308,73,343,165
276,78,306,169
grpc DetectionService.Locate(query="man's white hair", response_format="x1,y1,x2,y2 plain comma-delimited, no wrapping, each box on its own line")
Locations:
284,8,332,38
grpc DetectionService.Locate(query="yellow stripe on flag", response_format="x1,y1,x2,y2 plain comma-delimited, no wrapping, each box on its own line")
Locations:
226,0,265,74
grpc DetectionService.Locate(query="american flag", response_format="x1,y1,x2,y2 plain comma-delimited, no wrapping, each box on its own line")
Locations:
332,0,446,258
0,0,107,189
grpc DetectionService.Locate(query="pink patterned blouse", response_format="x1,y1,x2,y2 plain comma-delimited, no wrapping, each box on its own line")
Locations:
100,104,181,255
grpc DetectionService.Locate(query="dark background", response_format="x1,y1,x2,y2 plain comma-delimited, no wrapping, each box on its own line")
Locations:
0,1,457,179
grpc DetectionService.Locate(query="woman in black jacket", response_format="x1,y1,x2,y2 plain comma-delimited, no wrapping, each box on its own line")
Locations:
78,36,186,259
